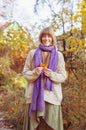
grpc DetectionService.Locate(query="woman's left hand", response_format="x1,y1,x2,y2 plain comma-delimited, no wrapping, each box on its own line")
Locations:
44,68,52,77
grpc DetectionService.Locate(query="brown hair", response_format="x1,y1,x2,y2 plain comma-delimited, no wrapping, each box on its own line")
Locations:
39,27,57,45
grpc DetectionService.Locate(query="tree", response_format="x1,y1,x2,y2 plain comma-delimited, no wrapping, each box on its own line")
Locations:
75,0,86,37
0,22,35,73
0,0,15,22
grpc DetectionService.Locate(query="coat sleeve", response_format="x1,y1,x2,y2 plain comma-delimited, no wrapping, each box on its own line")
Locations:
22,50,39,82
49,51,67,83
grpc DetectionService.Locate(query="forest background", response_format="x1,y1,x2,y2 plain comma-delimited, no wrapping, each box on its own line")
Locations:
0,0,86,130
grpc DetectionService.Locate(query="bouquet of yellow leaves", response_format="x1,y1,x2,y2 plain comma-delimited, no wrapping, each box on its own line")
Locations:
38,63,48,68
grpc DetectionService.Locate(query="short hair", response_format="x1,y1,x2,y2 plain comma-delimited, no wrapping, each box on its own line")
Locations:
39,27,57,45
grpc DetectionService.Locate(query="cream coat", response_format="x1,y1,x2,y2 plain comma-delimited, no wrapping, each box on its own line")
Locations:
23,49,67,105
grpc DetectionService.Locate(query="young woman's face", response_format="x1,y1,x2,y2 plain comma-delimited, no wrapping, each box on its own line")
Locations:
41,33,53,46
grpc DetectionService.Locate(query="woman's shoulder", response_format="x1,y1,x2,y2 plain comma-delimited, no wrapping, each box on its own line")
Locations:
56,50,65,63
26,49,36,60
29,49,36,54
27,49,36,56
57,50,64,58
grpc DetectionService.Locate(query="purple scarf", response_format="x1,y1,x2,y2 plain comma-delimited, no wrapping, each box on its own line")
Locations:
29,44,58,115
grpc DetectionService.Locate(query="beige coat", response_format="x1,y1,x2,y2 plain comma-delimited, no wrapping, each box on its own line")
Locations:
23,49,67,105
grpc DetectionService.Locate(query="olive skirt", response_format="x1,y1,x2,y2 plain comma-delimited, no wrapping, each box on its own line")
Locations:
23,102,64,130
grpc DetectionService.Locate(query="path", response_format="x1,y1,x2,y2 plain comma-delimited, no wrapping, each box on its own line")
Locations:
0,112,14,130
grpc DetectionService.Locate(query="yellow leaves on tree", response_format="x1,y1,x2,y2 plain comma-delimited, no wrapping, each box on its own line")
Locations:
75,0,86,35
66,36,83,52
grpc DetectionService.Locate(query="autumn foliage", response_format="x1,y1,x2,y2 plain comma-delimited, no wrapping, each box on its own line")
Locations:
0,11,86,130
0,22,35,129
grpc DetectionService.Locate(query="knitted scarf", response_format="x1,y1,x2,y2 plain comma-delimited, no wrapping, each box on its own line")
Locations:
29,44,58,115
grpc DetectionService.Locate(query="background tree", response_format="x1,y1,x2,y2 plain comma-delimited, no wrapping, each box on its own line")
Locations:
0,0,86,130
0,22,35,129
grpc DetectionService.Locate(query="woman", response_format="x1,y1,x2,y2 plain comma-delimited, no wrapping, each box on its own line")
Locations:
23,27,67,130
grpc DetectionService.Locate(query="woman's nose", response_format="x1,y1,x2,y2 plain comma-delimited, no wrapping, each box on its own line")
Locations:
45,36,49,39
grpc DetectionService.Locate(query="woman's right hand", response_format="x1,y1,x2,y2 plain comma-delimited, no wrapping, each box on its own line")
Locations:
34,67,43,76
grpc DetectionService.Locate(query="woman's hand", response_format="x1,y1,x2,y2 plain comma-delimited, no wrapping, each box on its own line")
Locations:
34,67,43,76
44,68,52,77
